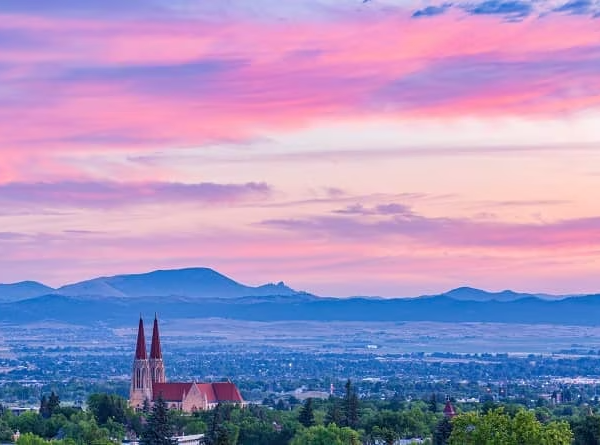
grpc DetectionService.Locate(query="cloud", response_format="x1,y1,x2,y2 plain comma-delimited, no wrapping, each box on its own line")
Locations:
554,0,594,14
0,7,599,170
0,0,175,18
413,0,600,19
261,205,600,250
412,4,452,17
463,0,533,18
0,232,28,241
334,203,414,216
0,181,271,209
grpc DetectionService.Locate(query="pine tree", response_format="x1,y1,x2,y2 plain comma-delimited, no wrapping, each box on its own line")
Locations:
298,398,315,427
141,395,176,445
344,379,360,429
47,391,60,416
429,393,438,413
206,403,224,445
325,397,344,426
39,395,50,419
433,416,453,445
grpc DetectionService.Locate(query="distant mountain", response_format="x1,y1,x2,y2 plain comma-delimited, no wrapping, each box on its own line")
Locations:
440,287,562,302
3,293,600,326
2,268,598,326
0,281,55,302
56,267,300,299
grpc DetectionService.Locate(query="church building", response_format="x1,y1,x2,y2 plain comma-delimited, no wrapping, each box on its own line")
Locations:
129,315,244,412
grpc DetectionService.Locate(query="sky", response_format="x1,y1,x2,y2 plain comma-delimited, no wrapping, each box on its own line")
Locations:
1,0,599,297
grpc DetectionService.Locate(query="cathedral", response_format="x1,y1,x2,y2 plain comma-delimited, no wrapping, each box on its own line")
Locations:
129,315,244,412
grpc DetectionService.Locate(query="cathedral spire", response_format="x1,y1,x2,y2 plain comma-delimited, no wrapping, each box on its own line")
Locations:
150,313,162,359
131,316,151,409
149,313,166,384
135,315,147,360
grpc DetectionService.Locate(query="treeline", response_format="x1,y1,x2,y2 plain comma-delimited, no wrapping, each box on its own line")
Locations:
5,382,600,444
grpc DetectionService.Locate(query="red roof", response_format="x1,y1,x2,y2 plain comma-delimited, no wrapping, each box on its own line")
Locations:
152,383,193,401
135,317,147,360
152,382,243,404
212,382,244,403
195,383,217,403
443,400,456,417
150,315,162,359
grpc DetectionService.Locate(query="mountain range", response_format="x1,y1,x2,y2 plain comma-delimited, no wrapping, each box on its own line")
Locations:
0,268,300,302
0,267,598,326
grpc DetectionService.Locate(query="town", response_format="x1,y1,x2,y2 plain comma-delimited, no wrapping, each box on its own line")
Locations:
1,318,600,443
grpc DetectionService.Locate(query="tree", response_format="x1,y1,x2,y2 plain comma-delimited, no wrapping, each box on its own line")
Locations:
291,424,360,445
429,393,438,413
573,414,600,445
39,396,50,419
449,408,573,445
87,394,127,425
47,392,60,417
298,398,315,428
325,398,344,426
141,395,176,445
372,426,399,445
214,423,239,445
344,379,359,429
275,399,286,411
433,416,453,445
17,433,50,445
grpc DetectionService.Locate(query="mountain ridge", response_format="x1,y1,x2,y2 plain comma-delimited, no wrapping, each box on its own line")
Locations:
0,267,592,304
2,267,302,301
3,292,600,326
0,281,56,302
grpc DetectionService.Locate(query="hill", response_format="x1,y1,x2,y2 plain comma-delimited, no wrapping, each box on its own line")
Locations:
3,293,600,326
440,287,563,302
0,281,55,302
55,267,299,299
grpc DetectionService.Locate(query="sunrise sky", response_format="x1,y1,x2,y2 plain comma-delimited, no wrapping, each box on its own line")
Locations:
1,0,599,296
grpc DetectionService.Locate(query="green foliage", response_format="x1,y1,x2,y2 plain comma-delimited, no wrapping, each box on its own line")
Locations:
343,379,360,429
429,394,438,413
39,392,60,420
449,407,573,445
325,397,344,426
298,398,316,427
572,414,600,445
290,423,361,445
433,416,453,445
141,395,176,445
15,432,101,445
362,405,437,441
17,432,52,445
87,393,128,425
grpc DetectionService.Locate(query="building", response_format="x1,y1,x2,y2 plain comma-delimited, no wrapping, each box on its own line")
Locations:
123,434,205,445
443,400,456,418
129,315,244,412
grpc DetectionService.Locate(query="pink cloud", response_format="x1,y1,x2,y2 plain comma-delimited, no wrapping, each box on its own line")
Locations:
0,11,598,173
261,204,600,251
1,5,600,295
0,180,271,210
1,222,599,296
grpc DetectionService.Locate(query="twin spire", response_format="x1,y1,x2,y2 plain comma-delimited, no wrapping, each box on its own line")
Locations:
135,314,162,360
150,315,162,359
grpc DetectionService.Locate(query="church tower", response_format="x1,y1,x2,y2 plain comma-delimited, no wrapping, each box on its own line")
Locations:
130,316,152,409
149,314,166,384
